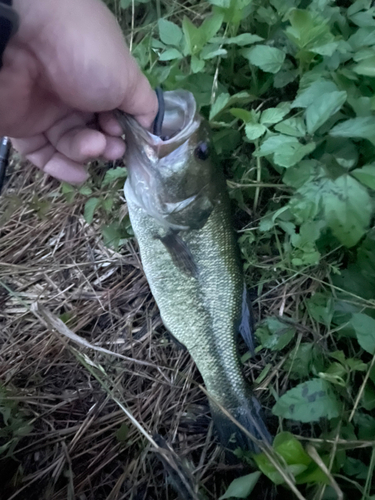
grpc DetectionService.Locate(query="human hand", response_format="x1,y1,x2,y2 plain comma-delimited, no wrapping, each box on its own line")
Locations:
0,0,158,184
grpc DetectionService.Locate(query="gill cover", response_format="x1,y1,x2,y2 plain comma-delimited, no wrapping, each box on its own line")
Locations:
116,90,218,232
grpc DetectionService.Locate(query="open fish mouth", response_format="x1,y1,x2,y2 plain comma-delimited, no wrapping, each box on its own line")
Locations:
115,90,201,161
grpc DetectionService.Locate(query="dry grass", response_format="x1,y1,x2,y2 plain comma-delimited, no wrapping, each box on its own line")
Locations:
0,158,277,500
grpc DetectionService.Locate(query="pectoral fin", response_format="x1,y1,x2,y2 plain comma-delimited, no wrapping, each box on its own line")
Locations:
238,284,255,355
158,231,198,278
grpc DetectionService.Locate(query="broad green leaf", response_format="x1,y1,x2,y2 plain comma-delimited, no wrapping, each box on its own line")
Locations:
212,33,263,46
343,458,369,480
351,313,375,354
292,80,338,108
306,293,334,327
362,383,375,410
286,9,335,53
353,55,375,76
84,198,100,225
274,117,306,137
256,134,297,155
284,343,321,380
245,123,267,140
351,164,375,189
261,107,288,126
230,108,253,122
115,422,130,442
210,92,254,121
274,142,316,167
159,48,183,61
255,134,315,167
273,378,341,422
242,45,285,73
355,413,375,440
78,186,93,196
201,12,224,42
158,19,183,47
210,93,230,121
191,55,205,73
305,91,347,134
102,167,127,187
201,45,227,60
322,175,371,247
256,317,296,351
219,471,261,499
330,116,375,145
273,432,311,466
182,17,201,55
348,26,375,50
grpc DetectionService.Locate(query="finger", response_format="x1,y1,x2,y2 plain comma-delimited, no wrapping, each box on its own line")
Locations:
12,135,56,169
118,75,159,130
43,153,89,184
98,111,123,136
102,136,125,161
11,134,88,184
46,113,108,162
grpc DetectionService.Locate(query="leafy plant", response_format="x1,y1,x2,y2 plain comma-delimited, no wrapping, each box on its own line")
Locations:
78,0,375,496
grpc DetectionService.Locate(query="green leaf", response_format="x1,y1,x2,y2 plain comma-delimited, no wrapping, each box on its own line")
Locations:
102,167,127,187
78,185,93,196
191,55,205,73
322,175,371,247
201,45,227,60
292,80,338,109
219,471,261,499
242,45,285,73
306,293,334,327
351,313,375,354
212,33,263,46
230,108,253,122
159,48,183,61
158,19,183,47
245,123,267,140
84,198,100,225
115,422,130,442
210,92,255,121
330,116,375,145
274,117,306,137
284,343,321,380
273,378,341,422
182,17,201,55
256,317,296,351
305,91,347,134
273,432,311,466
351,164,375,189
261,107,289,126
201,12,224,43
353,55,375,76
256,135,316,167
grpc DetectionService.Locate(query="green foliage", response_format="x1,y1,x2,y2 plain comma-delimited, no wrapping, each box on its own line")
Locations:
89,0,375,496
0,385,33,457
219,471,261,499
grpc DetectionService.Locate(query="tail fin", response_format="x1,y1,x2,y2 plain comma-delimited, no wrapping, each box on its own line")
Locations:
210,396,272,455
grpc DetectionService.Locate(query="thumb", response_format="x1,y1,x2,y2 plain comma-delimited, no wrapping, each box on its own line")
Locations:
118,71,158,129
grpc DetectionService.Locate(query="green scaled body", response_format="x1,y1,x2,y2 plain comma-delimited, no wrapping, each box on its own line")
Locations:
118,90,271,452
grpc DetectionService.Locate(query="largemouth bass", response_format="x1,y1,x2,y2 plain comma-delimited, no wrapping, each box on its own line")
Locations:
116,90,271,452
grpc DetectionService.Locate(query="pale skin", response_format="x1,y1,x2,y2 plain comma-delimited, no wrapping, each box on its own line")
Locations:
0,0,158,184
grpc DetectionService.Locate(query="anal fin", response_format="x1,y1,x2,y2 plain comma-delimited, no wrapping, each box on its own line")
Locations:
238,284,256,355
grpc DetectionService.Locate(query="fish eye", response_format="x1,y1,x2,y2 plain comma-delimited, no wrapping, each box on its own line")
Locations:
195,142,210,161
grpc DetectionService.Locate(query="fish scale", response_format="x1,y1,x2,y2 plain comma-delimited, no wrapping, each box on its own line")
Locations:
117,89,271,452
126,184,269,451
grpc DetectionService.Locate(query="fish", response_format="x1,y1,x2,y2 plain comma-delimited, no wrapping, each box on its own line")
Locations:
115,90,272,453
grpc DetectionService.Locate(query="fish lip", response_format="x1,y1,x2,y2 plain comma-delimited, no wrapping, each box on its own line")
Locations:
116,90,200,161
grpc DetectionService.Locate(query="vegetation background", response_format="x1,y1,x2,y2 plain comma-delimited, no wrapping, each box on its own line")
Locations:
1,0,375,499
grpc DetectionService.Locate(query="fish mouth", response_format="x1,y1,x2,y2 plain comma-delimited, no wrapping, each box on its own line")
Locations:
115,90,201,161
